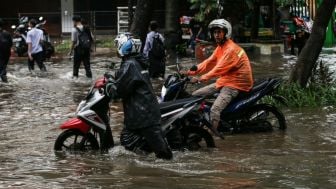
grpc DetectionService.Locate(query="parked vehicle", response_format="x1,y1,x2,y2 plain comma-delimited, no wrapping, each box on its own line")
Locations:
54,73,215,154
11,16,29,57
159,63,287,134
11,16,54,58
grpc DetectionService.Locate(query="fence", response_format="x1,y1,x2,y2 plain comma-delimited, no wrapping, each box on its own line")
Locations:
290,0,316,19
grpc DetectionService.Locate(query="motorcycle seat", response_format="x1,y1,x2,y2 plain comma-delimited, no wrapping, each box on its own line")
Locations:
159,96,204,114
236,78,270,99
211,78,270,100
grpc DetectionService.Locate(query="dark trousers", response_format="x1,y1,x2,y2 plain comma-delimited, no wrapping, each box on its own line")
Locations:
0,52,10,81
138,125,173,160
73,47,92,78
28,51,47,71
121,125,173,160
148,56,165,78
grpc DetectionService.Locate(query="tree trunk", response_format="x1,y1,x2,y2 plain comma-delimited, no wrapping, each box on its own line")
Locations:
289,0,336,87
130,0,154,48
250,0,260,40
165,0,180,65
127,0,134,29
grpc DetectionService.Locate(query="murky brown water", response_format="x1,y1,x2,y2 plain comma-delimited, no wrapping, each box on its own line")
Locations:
0,54,335,188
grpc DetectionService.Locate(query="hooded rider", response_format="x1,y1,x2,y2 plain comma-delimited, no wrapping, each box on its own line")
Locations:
183,19,254,137
114,33,172,160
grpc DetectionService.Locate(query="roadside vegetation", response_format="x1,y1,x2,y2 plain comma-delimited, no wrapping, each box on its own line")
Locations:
276,83,336,107
265,61,336,108
54,37,116,54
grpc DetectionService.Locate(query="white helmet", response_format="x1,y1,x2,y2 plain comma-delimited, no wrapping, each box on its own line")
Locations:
208,19,232,39
114,33,142,57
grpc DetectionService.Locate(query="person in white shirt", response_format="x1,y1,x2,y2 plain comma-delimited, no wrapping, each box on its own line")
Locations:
26,18,47,72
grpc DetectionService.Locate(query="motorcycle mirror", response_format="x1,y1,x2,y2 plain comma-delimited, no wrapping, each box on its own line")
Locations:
104,72,116,80
11,25,16,29
190,65,198,71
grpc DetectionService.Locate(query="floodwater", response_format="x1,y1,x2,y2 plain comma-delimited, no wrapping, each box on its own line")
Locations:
0,53,335,189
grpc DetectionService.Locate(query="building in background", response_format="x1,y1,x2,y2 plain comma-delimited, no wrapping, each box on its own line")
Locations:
0,0,191,37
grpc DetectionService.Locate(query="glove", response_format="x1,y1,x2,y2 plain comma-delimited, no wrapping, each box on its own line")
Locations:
104,72,116,83
105,82,117,99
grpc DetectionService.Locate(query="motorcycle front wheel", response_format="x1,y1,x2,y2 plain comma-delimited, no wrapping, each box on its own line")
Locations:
244,104,286,131
181,126,215,150
54,129,99,152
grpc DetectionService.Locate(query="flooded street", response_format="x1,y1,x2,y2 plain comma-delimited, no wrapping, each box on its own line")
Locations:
0,53,336,188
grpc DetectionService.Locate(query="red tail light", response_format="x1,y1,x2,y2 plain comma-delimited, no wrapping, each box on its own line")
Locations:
198,101,206,111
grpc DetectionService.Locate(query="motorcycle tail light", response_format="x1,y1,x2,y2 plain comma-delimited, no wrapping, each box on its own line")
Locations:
198,101,206,111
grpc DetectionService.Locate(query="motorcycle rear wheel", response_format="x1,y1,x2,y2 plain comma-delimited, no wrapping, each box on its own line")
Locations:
54,129,99,152
245,104,286,131
181,126,215,150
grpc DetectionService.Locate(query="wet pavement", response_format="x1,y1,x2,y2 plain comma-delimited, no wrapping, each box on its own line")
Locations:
0,53,335,188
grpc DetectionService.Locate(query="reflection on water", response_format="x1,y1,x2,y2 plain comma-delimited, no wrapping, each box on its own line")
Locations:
0,55,335,188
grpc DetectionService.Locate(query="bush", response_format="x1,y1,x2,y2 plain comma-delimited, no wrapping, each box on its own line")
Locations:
54,38,117,54
264,59,336,108
262,82,336,108
54,40,72,54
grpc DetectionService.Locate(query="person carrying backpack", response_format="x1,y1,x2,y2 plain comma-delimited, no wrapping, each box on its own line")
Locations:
69,15,94,79
143,20,166,79
27,18,47,73
0,18,13,82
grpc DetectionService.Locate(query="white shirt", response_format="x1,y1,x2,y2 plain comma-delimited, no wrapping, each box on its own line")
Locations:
26,27,43,54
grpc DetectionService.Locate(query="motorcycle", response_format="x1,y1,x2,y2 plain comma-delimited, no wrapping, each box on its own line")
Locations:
11,16,54,58
159,63,287,134
54,73,215,154
11,16,29,57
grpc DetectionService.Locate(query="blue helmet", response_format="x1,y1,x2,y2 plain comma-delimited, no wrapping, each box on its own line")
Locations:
114,33,142,57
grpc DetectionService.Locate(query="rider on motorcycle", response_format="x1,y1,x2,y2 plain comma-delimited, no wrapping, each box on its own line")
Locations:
183,19,254,137
114,33,173,160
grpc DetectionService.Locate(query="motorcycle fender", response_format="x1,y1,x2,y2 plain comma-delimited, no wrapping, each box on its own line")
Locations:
161,104,196,132
59,118,90,133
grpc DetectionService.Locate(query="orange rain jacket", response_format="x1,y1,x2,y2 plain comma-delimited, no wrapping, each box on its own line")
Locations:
188,39,253,92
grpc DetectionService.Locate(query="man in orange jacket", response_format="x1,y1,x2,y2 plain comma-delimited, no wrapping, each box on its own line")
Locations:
185,19,253,137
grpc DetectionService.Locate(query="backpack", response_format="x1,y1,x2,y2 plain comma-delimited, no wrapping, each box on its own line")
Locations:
149,33,165,58
41,40,55,59
76,27,92,50
0,30,12,52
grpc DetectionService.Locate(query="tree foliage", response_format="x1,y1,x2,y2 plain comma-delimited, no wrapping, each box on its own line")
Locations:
188,0,218,21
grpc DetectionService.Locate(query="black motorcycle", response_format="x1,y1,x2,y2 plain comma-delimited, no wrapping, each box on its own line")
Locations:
11,16,28,57
159,63,287,134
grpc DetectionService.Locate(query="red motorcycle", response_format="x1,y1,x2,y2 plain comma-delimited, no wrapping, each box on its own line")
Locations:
54,73,215,154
